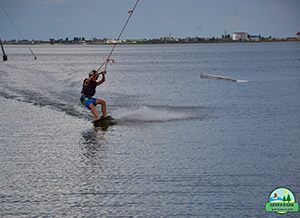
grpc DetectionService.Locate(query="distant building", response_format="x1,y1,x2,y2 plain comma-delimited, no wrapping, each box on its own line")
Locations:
297,32,300,39
106,39,123,44
249,35,260,42
286,37,297,41
232,32,248,41
79,39,86,44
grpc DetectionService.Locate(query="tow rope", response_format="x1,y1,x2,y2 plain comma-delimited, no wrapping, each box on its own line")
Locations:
0,3,37,60
97,0,140,72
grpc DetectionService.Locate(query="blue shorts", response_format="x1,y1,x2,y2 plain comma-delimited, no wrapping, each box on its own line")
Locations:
80,96,97,109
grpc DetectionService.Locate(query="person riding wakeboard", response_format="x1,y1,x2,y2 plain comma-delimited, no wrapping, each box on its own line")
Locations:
80,70,107,121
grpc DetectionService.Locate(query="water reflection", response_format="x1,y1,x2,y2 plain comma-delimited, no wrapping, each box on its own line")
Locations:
80,128,107,162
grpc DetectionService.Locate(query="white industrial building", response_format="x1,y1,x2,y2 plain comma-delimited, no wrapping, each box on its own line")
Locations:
232,32,248,41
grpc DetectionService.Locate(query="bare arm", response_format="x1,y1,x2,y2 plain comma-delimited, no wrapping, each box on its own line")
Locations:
97,71,106,86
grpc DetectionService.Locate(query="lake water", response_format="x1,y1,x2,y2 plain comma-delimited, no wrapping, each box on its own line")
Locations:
1,42,300,217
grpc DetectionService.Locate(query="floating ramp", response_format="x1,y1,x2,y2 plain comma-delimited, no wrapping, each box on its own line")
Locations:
200,73,248,83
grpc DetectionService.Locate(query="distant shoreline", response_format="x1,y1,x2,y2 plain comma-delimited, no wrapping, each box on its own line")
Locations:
3,39,300,46
2,34,300,46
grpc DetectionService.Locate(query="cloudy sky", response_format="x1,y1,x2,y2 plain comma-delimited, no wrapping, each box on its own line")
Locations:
0,0,299,40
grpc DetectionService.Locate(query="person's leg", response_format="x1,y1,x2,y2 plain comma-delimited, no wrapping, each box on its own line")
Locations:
89,103,100,120
96,99,107,118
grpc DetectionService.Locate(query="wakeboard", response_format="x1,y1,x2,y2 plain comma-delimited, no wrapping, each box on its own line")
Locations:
93,116,117,127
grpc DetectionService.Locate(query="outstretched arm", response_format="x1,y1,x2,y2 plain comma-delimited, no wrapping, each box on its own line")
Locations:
97,71,106,86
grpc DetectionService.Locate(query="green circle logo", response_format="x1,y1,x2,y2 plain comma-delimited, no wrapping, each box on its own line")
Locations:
265,187,299,214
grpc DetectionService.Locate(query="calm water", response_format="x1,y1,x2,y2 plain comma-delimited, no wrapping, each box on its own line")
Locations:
1,42,300,217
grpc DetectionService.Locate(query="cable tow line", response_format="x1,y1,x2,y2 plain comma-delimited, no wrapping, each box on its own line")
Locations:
0,3,37,60
97,0,140,73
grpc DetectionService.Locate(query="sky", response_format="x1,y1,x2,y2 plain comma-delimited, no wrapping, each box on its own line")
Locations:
0,0,299,40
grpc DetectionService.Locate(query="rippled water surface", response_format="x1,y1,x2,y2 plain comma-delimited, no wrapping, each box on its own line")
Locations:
1,43,300,217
